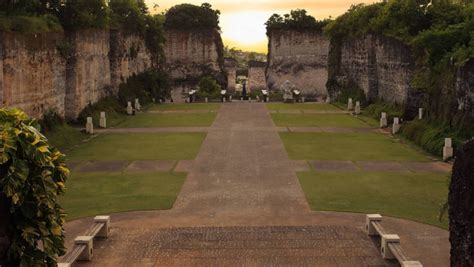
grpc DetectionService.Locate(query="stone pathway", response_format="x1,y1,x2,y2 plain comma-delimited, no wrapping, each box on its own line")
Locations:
66,103,449,266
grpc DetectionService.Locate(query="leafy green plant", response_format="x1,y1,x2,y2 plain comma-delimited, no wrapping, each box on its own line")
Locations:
265,9,330,35
164,3,220,30
364,103,403,122
197,76,221,99
0,109,69,266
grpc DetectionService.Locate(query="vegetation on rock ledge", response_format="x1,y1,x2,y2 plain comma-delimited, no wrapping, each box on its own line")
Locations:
265,9,331,35
164,3,221,30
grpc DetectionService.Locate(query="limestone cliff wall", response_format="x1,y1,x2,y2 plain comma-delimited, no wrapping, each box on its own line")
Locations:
164,29,225,101
224,58,237,91
0,29,154,119
110,30,153,93
248,61,267,91
266,30,329,98
329,34,414,104
0,32,67,117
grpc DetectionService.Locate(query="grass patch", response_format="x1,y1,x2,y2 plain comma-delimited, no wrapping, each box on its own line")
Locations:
266,103,341,111
118,113,216,128
61,171,186,220
67,133,206,161
365,102,403,122
0,14,62,33
272,114,370,128
149,103,221,111
280,132,428,161
43,123,87,153
298,171,449,228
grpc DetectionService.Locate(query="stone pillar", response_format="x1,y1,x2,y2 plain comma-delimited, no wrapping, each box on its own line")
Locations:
443,138,454,161
99,112,106,128
380,112,388,128
355,101,361,115
326,97,331,103
205,97,208,103
86,117,94,134
348,98,353,110
240,97,243,102
392,117,400,134
134,98,141,111
248,97,251,103
449,140,474,267
126,101,133,115
302,97,305,103
418,108,424,120
229,96,232,102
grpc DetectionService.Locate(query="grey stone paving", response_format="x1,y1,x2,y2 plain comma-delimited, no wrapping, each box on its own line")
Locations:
311,160,359,171
66,103,450,267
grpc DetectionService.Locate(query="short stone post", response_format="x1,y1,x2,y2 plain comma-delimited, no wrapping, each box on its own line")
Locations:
256,95,260,102
159,99,163,104
223,97,226,103
240,97,243,102
134,98,140,111
99,112,106,128
85,117,93,134
152,98,156,103
94,216,110,238
74,236,93,261
126,102,133,115
392,117,401,134
355,101,361,115
348,98,353,110
418,108,424,120
205,97,208,103
326,97,331,103
248,96,251,103
381,234,400,260
401,261,423,267
443,138,453,161
366,214,382,236
229,95,232,102
380,112,388,128
301,96,305,103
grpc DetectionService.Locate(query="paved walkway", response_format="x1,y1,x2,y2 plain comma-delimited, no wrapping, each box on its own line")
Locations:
66,103,449,266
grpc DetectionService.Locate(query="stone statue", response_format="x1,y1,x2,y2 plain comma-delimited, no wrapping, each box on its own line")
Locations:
281,80,294,102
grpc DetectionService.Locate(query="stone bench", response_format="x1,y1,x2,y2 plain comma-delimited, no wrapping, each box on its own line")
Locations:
366,214,423,267
58,215,110,267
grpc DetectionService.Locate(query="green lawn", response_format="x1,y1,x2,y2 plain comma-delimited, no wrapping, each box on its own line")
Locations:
149,103,221,111
280,132,428,161
298,171,448,228
272,114,370,128
61,171,186,220
67,133,206,161
266,103,341,111
45,124,88,153
118,113,216,128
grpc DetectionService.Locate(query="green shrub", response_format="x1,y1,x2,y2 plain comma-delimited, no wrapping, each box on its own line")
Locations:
77,96,125,126
365,103,403,122
118,70,171,106
0,14,62,33
266,9,330,35
0,108,69,266
399,120,467,157
197,76,221,99
164,3,220,30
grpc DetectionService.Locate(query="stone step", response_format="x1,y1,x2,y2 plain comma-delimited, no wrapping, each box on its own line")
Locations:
98,226,389,266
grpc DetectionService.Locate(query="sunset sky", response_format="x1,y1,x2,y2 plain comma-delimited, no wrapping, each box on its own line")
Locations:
146,0,377,52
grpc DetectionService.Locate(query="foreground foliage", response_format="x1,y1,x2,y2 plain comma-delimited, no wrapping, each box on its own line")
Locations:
0,109,69,266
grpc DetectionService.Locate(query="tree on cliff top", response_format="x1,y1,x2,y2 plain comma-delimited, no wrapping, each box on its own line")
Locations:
265,9,330,36
164,3,220,30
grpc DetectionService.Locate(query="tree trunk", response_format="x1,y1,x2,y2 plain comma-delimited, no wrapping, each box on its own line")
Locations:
449,140,474,267
0,194,10,266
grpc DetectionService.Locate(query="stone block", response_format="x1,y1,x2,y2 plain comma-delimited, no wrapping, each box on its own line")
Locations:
401,261,423,267
443,147,453,161
355,101,361,115
302,97,305,103
418,108,424,120
248,97,251,103
99,112,106,128
85,117,93,134
381,234,400,260
58,263,71,267
392,118,401,134
240,97,243,102
229,96,232,102
348,98,353,110
74,236,93,261
366,214,383,236
205,97,208,103
126,102,133,115
134,98,140,111
94,215,110,238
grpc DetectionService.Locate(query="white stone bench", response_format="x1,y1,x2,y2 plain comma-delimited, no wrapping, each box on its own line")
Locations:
366,214,422,267
58,216,110,267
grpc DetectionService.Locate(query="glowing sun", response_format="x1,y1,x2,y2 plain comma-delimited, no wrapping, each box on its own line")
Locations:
220,11,272,50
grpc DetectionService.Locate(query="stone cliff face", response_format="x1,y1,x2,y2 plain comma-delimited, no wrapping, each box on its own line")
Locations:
328,34,414,105
0,32,67,117
266,30,329,98
0,29,154,120
65,30,111,119
110,30,153,94
164,29,225,101
224,57,237,91
248,61,267,91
